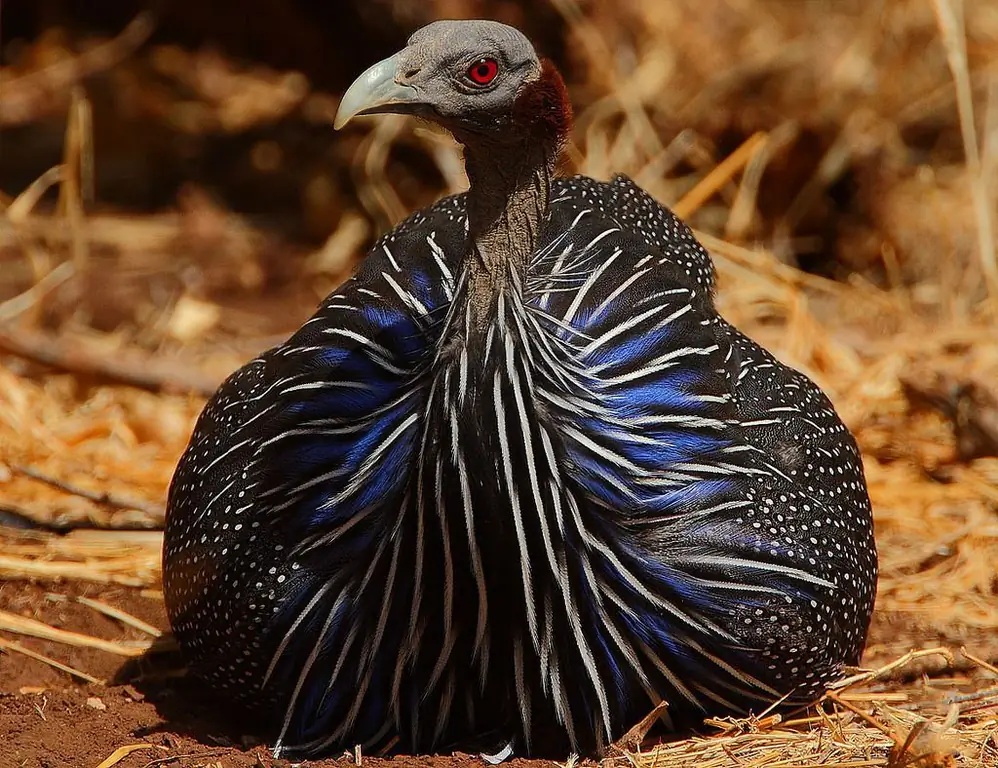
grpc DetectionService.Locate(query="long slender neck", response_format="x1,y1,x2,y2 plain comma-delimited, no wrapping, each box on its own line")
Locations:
461,138,557,326
447,59,572,331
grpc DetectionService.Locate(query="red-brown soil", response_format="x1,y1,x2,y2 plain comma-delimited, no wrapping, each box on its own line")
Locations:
0,581,581,768
0,577,987,768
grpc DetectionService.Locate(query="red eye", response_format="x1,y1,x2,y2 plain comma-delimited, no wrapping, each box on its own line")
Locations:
467,58,499,86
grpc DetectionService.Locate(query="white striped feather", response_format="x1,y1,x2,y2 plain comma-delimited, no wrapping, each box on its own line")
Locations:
256,187,822,755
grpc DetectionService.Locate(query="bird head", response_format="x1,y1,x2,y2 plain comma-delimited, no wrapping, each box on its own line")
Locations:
334,20,572,147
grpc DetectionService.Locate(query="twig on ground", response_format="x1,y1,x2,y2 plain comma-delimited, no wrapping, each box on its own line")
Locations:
95,744,168,768
45,593,163,638
613,701,669,752
11,464,164,519
0,636,105,684
0,326,221,396
825,691,896,738
831,648,956,691
961,647,998,679
0,608,157,657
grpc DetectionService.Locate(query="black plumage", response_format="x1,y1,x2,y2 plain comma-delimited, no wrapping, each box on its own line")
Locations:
163,20,877,759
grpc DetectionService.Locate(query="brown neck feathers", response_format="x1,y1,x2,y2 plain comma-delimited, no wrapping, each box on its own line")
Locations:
511,59,573,148
461,60,572,326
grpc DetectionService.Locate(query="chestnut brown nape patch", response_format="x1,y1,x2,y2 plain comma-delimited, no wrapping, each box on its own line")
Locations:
511,59,573,145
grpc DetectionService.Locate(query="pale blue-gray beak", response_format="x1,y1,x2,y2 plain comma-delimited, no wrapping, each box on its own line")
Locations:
334,52,421,129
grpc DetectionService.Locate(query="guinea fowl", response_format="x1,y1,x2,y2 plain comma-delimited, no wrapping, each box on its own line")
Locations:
163,19,878,759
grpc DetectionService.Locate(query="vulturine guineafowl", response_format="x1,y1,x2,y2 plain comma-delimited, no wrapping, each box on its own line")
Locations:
163,19,878,759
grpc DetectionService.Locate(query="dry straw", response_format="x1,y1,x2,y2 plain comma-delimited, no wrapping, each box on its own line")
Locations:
0,1,997,765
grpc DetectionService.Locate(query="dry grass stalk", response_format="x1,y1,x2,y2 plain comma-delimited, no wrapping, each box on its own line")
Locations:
725,122,799,241
94,744,167,768
12,464,164,518
932,0,998,302
832,649,957,691
45,593,163,637
0,325,221,396
618,656,998,767
1,165,64,286
672,132,768,219
0,635,105,684
0,261,75,324
0,14,155,128
0,608,156,657
0,6,996,765
356,115,411,230
57,87,93,272
0,530,163,587
0,555,159,587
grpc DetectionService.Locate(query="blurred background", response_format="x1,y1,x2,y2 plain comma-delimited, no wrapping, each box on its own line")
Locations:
1,0,998,713
4,1,998,332
3,2,998,763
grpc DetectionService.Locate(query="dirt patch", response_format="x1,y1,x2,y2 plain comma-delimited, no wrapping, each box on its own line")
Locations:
1,578,991,768
0,581,167,692
0,580,571,768
1,687,561,768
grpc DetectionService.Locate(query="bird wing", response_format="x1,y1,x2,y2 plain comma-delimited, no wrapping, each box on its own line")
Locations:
162,195,468,737
517,182,874,716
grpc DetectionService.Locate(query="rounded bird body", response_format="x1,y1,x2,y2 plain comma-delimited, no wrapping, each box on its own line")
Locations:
163,20,877,759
